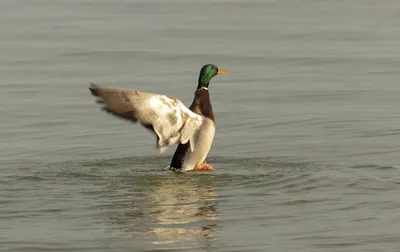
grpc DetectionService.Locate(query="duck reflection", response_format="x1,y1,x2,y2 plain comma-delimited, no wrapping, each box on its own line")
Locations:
111,172,219,245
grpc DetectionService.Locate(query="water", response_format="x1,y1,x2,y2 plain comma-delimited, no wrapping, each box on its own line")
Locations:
2,0,400,251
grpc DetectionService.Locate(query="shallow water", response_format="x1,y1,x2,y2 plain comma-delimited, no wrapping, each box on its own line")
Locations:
2,0,400,251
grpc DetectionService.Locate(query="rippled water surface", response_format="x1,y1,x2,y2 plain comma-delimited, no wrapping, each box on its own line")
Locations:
2,0,400,251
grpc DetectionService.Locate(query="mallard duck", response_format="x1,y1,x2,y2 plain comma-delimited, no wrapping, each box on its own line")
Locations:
89,64,228,171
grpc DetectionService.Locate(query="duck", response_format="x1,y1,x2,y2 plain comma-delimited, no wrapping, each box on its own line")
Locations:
89,64,228,171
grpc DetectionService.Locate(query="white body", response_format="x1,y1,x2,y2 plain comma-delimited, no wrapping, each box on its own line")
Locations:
182,118,215,171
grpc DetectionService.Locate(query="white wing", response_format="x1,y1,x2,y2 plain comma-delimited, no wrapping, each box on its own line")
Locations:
89,83,203,152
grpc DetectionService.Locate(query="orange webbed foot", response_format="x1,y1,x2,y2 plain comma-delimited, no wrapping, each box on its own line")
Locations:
194,162,214,171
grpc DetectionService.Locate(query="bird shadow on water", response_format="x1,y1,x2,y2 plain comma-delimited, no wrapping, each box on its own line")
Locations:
63,155,221,247
107,172,219,247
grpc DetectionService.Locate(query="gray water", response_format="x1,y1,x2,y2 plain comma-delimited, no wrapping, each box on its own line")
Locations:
2,0,400,251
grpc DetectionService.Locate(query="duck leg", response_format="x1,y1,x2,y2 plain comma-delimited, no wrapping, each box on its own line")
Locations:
194,162,214,171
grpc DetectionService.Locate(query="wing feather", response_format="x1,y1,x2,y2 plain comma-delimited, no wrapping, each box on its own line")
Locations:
89,83,203,152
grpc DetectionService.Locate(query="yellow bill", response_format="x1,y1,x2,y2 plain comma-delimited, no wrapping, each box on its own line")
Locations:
217,68,228,74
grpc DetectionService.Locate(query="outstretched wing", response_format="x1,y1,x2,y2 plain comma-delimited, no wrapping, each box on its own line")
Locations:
89,83,203,152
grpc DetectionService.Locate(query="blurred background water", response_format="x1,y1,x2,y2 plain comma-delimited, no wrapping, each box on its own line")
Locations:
1,0,400,251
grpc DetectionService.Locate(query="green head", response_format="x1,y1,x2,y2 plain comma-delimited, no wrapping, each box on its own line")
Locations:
197,64,228,90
